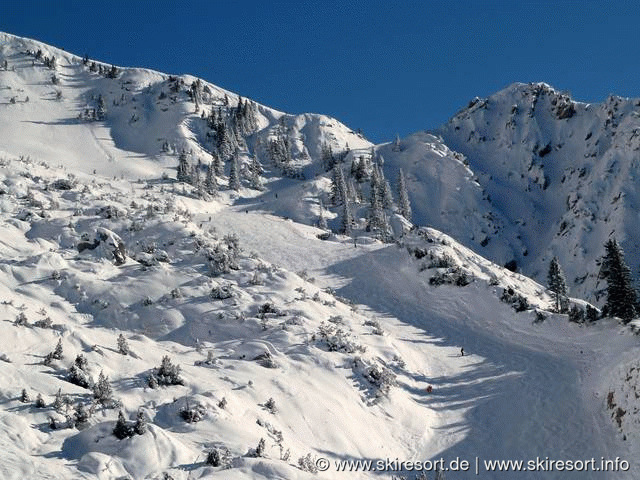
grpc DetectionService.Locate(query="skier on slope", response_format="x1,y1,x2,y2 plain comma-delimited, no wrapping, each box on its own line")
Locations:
460,347,464,356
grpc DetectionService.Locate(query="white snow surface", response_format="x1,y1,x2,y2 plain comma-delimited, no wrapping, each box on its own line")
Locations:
0,33,637,480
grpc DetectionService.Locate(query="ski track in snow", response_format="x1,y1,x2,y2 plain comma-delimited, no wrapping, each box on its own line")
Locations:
209,205,637,479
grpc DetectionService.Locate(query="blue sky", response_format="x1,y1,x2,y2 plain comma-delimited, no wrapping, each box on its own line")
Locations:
2,1,638,142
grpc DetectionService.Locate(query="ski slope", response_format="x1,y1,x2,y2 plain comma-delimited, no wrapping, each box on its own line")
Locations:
208,204,639,479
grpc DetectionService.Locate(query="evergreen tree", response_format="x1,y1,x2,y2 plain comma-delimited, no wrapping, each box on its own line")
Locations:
212,152,224,176
93,371,113,405
248,155,264,190
53,338,63,359
20,388,30,403
117,334,130,355
113,410,133,439
321,142,335,171
331,166,348,206
176,151,191,183
397,169,412,221
96,95,106,120
205,163,218,196
601,238,637,322
380,179,394,209
341,200,353,236
53,388,64,412
35,393,46,408
317,199,328,230
133,410,146,435
547,257,568,312
228,152,241,191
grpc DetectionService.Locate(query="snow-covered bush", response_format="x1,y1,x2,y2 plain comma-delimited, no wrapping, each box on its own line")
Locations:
316,322,366,354
33,316,53,328
429,266,470,287
210,284,233,300
93,371,114,406
206,236,240,276
263,397,277,414
148,356,184,387
207,445,231,468
253,351,278,369
364,363,397,397
14,312,29,326
298,453,319,473
68,354,92,389
113,410,134,439
179,400,206,423
500,287,530,312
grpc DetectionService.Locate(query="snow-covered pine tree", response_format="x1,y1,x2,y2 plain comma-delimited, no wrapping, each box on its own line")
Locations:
255,438,266,457
397,168,412,221
93,371,113,405
331,166,348,206
205,162,218,196
317,199,328,230
192,165,204,195
547,256,568,312
600,238,637,322
176,151,191,183
321,142,335,172
96,95,106,120
113,410,133,439
117,333,130,355
212,152,224,176
248,155,264,190
228,151,241,191
53,388,64,412
380,179,394,209
341,200,353,236
134,410,146,435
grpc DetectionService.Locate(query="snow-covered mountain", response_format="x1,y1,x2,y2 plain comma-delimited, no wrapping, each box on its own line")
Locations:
0,32,639,480
435,82,640,300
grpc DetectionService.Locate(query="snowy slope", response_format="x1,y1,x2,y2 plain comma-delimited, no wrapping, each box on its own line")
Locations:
0,32,639,480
